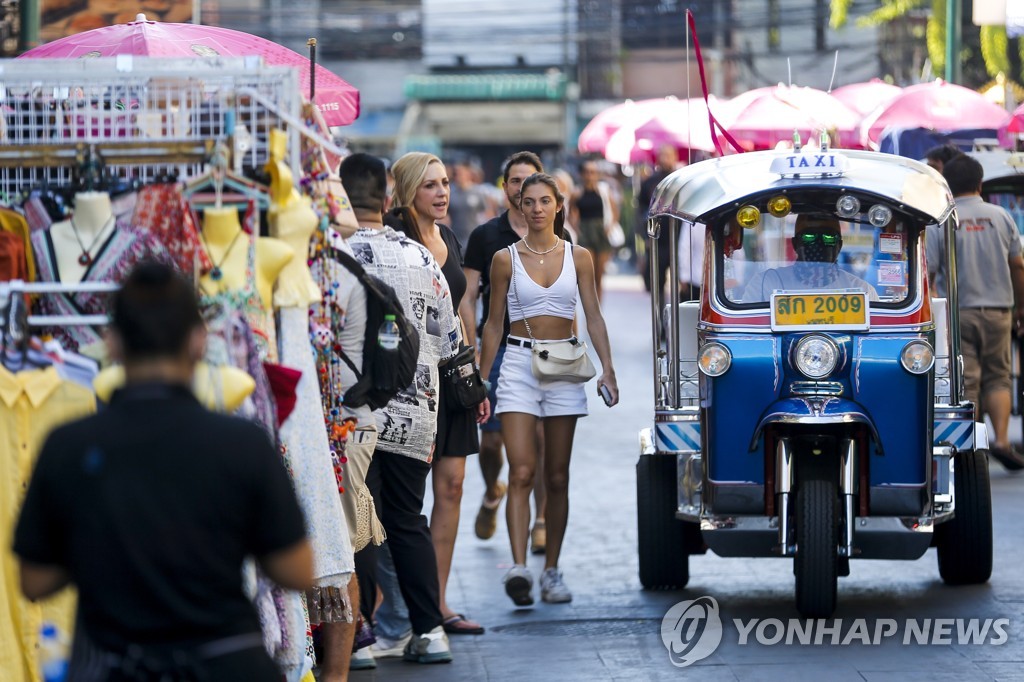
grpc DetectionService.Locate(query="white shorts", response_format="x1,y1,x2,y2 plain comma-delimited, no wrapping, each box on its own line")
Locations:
495,338,589,419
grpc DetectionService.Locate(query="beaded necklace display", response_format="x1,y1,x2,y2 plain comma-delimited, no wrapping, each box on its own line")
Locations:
69,215,115,266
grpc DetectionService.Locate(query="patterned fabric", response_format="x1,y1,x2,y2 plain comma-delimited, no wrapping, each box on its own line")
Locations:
278,307,354,584
199,203,277,362
31,225,171,352
346,227,460,462
132,183,212,276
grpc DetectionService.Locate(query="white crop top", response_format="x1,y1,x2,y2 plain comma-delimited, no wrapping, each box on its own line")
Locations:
507,242,578,322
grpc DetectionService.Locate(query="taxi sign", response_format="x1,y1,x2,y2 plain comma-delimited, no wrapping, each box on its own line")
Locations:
770,290,869,331
770,151,848,178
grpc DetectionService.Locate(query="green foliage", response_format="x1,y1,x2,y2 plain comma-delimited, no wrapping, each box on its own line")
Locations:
926,0,946,74
980,25,1010,78
829,0,855,28
856,0,927,27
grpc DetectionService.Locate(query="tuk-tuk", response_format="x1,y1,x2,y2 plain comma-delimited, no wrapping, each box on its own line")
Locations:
637,146,993,617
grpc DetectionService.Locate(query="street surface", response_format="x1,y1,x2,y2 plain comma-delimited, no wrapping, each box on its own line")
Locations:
355,273,1024,682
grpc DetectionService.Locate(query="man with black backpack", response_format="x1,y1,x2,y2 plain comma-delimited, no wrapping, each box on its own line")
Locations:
341,153,469,665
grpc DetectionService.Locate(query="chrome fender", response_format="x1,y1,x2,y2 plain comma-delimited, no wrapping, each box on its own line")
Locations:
749,396,881,452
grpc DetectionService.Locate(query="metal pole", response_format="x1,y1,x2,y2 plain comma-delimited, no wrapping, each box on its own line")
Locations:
669,218,681,408
307,38,317,100
19,0,39,52
945,215,963,405
649,217,664,407
945,0,962,84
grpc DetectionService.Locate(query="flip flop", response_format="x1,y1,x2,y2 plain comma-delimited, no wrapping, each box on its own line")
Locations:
442,614,485,635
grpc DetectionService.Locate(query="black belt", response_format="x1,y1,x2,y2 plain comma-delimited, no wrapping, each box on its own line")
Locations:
507,336,577,349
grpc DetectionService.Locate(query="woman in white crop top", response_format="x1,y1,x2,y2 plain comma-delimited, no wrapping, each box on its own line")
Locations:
479,173,618,607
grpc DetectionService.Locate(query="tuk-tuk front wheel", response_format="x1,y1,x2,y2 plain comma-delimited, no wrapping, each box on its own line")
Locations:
794,478,839,618
936,450,993,585
637,454,698,590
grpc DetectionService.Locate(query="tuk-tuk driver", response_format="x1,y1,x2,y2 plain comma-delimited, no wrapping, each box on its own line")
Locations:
742,215,879,301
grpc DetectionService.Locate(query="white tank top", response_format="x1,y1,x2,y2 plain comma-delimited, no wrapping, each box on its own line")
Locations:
507,242,577,322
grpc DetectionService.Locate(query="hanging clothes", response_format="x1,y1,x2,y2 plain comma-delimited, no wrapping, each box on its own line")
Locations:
0,231,28,282
30,226,171,354
0,209,35,282
132,183,212,276
0,366,95,682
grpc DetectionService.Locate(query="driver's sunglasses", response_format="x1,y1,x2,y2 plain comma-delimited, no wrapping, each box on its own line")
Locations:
799,232,839,246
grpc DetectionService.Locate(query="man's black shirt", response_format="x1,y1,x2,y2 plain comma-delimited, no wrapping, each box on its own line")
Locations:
463,211,519,344
14,382,307,651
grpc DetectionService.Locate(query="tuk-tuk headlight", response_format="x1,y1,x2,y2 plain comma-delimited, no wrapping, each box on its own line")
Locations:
698,342,732,377
901,340,934,374
793,335,839,379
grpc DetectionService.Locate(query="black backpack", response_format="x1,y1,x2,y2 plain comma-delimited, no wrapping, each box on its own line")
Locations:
328,246,420,411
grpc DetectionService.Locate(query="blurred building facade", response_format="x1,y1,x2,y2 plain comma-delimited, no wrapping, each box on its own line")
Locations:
7,0,887,166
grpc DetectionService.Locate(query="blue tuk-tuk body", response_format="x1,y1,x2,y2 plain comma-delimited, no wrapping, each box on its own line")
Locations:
638,148,992,617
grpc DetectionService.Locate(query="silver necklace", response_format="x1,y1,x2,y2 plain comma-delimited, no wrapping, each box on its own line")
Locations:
69,215,115,266
522,237,560,264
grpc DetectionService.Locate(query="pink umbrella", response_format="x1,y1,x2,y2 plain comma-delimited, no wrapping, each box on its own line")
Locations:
859,79,1010,148
19,13,359,127
721,85,860,150
580,96,722,163
602,98,720,164
830,79,903,118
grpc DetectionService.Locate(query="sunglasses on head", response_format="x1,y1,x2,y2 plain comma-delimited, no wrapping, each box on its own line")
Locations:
798,231,839,246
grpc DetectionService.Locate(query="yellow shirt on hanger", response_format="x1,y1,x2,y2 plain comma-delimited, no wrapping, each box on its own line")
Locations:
0,366,95,682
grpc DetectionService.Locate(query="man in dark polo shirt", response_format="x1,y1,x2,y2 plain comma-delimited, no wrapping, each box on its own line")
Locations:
461,151,550,549
14,261,313,680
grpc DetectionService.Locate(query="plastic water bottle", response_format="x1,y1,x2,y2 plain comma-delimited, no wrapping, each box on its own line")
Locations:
39,622,68,682
377,314,401,351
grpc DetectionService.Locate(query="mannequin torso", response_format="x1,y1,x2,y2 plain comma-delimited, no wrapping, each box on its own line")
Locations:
266,159,322,308
198,207,294,310
47,191,117,283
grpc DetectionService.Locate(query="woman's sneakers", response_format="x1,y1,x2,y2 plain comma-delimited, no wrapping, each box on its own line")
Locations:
503,565,535,606
402,625,453,664
540,568,573,603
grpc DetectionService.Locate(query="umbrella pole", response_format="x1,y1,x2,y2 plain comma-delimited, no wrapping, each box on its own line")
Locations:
307,38,316,100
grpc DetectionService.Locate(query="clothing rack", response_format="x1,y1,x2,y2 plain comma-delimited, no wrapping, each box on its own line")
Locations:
1,280,119,327
0,140,215,170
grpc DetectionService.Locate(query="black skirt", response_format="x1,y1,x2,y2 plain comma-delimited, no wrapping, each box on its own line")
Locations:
435,380,481,458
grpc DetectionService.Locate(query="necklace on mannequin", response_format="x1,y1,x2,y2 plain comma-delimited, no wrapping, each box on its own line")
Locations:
69,215,115,266
522,236,560,264
201,229,244,282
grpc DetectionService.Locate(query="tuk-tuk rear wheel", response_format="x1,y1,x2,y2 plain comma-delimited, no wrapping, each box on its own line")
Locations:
936,450,993,585
637,454,698,590
794,478,839,618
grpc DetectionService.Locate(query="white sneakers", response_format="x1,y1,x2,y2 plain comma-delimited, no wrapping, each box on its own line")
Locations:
540,567,573,603
349,645,376,670
503,565,535,606
402,625,453,664
371,631,412,658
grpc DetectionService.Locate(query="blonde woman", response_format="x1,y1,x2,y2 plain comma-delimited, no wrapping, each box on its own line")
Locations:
384,152,490,635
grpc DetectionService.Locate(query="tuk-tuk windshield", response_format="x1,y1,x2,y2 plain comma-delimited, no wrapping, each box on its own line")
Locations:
720,213,912,308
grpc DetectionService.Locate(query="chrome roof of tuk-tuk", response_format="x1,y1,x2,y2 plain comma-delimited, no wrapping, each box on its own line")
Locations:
970,149,1024,183
649,149,955,225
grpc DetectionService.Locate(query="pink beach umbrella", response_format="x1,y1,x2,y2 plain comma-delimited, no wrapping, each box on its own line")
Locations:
830,79,903,118
721,85,861,150
578,98,662,154
859,79,1010,148
19,13,360,127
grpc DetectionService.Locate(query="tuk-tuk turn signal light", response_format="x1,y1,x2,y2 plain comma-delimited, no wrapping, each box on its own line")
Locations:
793,335,839,379
736,205,761,228
901,341,934,374
836,195,860,218
767,195,791,218
868,204,893,227
698,342,732,377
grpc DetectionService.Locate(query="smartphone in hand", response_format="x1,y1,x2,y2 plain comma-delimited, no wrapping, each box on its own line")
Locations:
598,383,614,407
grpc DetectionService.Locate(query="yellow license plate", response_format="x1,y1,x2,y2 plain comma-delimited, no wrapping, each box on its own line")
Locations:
770,292,869,331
